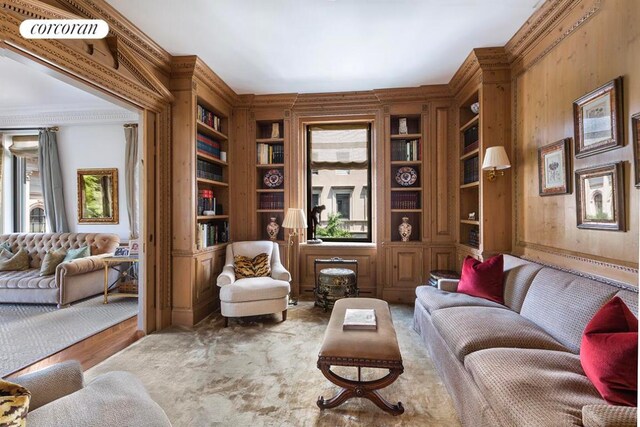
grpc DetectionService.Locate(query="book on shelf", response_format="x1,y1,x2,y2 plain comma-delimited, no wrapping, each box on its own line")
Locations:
197,189,217,215
197,221,229,249
391,192,420,209
257,143,284,164
468,228,480,248
197,132,222,159
196,159,224,182
463,125,478,149
197,104,221,132
391,139,421,162
463,156,479,184
259,193,284,210
343,308,377,331
463,140,479,154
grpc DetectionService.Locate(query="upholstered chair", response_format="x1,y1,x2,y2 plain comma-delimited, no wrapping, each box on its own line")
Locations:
216,241,291,327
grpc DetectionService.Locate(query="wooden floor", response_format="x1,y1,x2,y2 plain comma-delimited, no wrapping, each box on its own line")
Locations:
6,316,142,378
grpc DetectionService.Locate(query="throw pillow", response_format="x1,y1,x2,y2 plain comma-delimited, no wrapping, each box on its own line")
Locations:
234,253,271,279
63,246,90,263
580,296,638,406
0,379,31,427
0,249,29,272
456,254,504,304
0,242,12,254
40,249,67,276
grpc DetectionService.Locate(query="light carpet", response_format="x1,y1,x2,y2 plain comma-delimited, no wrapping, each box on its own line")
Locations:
1,295,138,377
87,301,461,427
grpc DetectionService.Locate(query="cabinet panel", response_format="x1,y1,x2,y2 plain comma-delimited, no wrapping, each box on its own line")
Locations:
195,253,215,303
391,247,423,288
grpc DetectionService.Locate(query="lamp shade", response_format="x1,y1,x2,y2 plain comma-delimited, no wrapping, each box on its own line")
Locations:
282,208,307,230
482,146,511,170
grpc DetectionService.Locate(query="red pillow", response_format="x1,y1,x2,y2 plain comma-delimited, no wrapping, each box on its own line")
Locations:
457,254,504,304
580,296,638,406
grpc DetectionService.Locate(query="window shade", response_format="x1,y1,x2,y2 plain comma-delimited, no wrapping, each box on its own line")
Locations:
10,135,39,158
309,124,368,170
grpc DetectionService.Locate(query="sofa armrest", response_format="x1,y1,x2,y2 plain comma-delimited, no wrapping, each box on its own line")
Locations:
438,278,460,292
217,265,236,287
582,404,637,427
271,261,291,282
57,254,109,278
11,361,84,411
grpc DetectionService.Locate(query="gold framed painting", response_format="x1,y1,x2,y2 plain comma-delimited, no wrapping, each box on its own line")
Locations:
538,138,571,196
77,168,119,224
632,112,639,188
575,162,624,231
573,77,623,158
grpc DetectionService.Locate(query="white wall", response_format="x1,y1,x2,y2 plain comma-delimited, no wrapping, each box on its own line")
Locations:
57,123,134,241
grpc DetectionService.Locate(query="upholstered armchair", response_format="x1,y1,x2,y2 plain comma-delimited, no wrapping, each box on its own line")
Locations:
216,241,291,327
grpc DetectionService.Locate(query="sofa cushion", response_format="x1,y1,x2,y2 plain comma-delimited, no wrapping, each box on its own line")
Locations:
457,254,504,304
415,285,506,314
520,268,618,354
40,250,66,276
465,348,605,427
233,253,271,279
502,255,544,313
432,306,568,361
0,249,30,272
219,277,289,303
580,297,637,406
0,379,30,427
26,371,171,427
63,246,89,263
0,270,57,289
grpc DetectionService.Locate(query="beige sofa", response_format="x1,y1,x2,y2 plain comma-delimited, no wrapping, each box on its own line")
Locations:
0,233,119,307
413,254,638,427
11,361,171,426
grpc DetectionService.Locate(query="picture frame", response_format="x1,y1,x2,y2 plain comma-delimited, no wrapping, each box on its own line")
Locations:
77,168,119,224
632,112,639,188
128,240,140,256
573,77,623,158
575,162,625,231
114,247,130,257
538,138,571,196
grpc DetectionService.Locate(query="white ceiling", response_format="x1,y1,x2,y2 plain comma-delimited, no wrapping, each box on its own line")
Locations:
107,0,541,94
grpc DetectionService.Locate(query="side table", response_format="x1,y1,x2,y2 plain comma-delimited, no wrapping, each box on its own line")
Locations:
314,258,359,311
103,256,139,304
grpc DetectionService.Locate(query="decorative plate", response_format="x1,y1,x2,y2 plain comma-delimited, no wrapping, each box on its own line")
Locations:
395,167,418,187
263,169,284,188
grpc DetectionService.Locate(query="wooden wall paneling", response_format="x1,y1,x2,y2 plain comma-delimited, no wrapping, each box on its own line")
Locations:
230,108,250,242
430,246,456,271
508,0,638,285
432,103,454,241
383,243,424,303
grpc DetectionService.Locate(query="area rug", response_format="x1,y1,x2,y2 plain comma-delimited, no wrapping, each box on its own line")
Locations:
0,295,137,377
87,301,460,426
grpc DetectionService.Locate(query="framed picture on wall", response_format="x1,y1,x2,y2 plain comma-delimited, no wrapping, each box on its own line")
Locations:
632,112,640,188
538,138,571,196
573,77,623,158
575,162,625,231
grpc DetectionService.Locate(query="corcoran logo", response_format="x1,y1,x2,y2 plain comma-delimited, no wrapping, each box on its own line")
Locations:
19,19,109,39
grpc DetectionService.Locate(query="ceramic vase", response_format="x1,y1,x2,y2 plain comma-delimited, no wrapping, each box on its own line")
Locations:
267,217,280,241
398,217,412,242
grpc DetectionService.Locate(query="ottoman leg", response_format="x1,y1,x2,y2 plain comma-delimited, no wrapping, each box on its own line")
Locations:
224,317,229,328
282,310,287,322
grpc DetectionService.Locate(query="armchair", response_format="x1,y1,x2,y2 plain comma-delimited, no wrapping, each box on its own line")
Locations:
217,241,291,327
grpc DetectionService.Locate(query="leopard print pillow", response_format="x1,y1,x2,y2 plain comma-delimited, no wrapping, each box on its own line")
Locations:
0,380,30,427
234,253,271,279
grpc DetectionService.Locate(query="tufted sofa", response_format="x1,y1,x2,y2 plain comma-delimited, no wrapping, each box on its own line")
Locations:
413,254,638,427
0,233,119,307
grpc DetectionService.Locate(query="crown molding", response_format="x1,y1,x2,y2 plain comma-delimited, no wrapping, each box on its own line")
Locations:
374,85,451,103
170,56,238,107
236,93,299,109
0,107,138,126
448,47,510,96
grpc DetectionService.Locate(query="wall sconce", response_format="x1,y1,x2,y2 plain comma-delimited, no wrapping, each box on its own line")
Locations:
481,146,511,182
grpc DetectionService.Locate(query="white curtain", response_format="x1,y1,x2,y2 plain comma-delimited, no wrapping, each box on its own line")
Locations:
38,130,68,233
124,124,139,240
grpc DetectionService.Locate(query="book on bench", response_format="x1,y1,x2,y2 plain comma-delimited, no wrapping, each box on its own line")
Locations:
343,308,377,330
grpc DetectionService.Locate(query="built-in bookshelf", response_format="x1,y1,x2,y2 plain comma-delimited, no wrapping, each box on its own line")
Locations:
458,91,480,250
196,100,230,248
255,119,286,242
389,115,422,242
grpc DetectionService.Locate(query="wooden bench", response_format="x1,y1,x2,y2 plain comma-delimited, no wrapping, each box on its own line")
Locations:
316,297,404,415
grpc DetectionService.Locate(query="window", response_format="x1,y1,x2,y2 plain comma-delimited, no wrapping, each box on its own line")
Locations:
30,207,46,233
307,123,371,242
10,135,45,233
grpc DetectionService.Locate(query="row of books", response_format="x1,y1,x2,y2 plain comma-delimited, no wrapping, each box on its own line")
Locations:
391,192,420,210
259,193,284,210
463,156,479,184
197,104,222,132
463,125,479,149
257,143,284,164
391,139,421,162
467,228,479,248
197,189,220,215
198,221,229,248
197,159,223,182
197,133,222,159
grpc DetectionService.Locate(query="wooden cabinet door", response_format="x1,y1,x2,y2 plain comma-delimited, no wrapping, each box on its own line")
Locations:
391,247,423,288
195,253,215,303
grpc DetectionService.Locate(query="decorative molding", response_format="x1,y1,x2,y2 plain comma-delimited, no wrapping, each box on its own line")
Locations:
2,0,81,20
170,56,238,107
0,107,138,126
448,47,509,96
374,85,450,103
